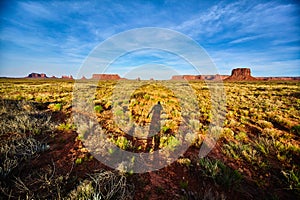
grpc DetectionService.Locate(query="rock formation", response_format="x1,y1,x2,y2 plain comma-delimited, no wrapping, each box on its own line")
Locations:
92,74,121,80
61,75,74,79
171,75,229,81
24,69,299,81
204,75,229,80
171,75,203,80
256,77,300,81
225,68,256,81
27,73,47,78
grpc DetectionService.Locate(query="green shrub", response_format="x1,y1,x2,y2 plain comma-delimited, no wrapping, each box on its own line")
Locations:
235,131,248,142
177,158,191,167
281,169,300,190
48,103,62,111
57,122,76,131
94,105,103,113
160,135,180,151
75,158,83,165
257,120,273,129
115,136,130,150
291,125,300,136
198,158,242,190
179,180,189,190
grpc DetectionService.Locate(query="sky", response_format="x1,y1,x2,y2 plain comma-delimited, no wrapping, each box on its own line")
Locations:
0,0,299,78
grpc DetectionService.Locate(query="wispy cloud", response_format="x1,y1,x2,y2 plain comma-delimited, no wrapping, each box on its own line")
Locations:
228,34,267,44
19,1,58,21
0,0,299,77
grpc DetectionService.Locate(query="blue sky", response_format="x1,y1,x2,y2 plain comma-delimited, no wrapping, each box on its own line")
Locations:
0,0,299,78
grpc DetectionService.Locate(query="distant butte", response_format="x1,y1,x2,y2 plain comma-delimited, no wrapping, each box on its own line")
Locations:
225,68,300,81
225,68,256,81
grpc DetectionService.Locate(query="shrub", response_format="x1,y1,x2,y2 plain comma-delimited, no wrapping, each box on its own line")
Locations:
281,169,300,190
115,136,130,150
94,105,103,113
48,103,62,111
68,170,134,200
198,158,242,190
0,100,54,135
177,158,191,167
57,122,76,131
235,131,248,142
257,120,273,129
291,125,300,136
160,135,180,151
0,134,49,178
221,128,234,140
75,158,83,165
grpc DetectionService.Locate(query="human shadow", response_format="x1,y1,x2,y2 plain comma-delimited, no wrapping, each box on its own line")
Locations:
146,101,163,151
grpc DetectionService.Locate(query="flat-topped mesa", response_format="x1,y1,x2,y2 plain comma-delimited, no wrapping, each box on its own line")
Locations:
27,72,47,78
225,68,257,81
92,74,121,80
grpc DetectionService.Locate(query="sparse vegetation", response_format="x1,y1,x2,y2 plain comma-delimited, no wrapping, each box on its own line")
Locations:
0,78,299,199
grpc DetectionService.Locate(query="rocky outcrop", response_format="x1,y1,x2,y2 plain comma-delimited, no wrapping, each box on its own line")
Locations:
61,75,73,79
27,73,47,78
171,75,229,81
256,77,300,81
204,75,229,80
171,75,203,80
225,68,256,81
92,74,121,80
